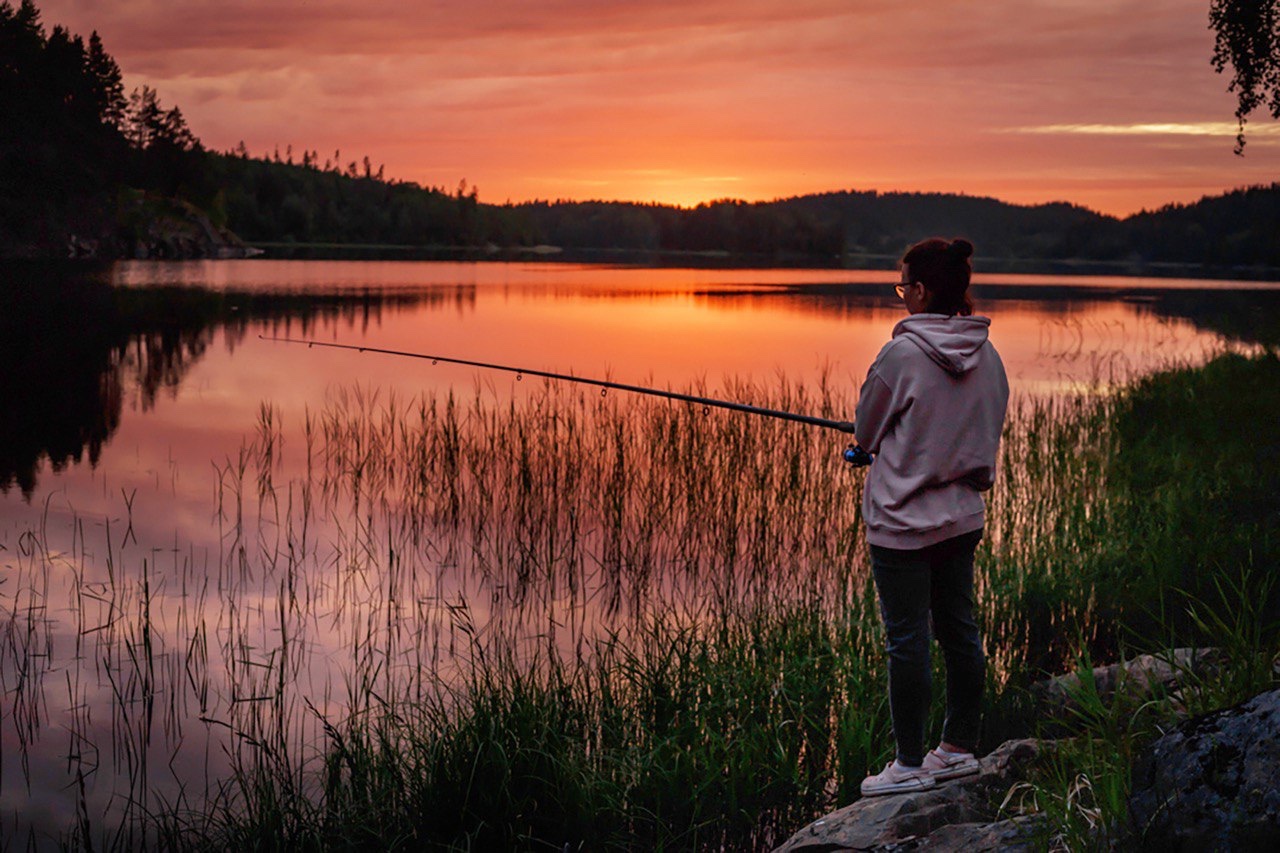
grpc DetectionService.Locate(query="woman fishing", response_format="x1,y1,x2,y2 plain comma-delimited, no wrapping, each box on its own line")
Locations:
855,238,1010,796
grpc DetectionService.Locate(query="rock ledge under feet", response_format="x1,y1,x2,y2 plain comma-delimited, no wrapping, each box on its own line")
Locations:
775,739,1048,852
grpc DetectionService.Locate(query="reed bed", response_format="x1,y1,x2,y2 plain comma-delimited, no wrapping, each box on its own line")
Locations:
3,353,1276,849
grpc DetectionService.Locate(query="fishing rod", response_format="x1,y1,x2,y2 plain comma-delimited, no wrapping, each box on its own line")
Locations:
259,335,874,466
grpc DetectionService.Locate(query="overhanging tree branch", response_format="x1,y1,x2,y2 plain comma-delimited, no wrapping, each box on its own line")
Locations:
1210,0,1280,153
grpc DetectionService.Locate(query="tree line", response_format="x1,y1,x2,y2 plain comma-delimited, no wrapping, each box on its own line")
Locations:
3,0,1279,270
0,0,210,252
212,152,532,249
537,187,1278,269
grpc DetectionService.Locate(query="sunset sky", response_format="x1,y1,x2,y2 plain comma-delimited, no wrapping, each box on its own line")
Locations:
39,0,1280,216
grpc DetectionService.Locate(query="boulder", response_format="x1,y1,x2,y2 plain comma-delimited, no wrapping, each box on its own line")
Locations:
905,817,1045,851
1031,647,1221,715
1129,686,1280,850
774,739,1049,852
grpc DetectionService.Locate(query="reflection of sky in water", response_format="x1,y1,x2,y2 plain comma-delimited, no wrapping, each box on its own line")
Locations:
1,260,1275,841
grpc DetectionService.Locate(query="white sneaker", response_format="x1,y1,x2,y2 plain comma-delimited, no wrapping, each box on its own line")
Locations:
922,746,980,781
860,760,937,796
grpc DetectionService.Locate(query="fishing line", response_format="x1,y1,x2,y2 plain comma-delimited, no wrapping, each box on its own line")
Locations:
260,335,874,466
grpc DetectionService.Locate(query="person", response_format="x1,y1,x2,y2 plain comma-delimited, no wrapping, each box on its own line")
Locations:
854,237,1010,797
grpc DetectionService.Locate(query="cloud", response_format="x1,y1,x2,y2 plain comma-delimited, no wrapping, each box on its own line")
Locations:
42,0,858,58
33,0,1280,215
1009,122,1280,137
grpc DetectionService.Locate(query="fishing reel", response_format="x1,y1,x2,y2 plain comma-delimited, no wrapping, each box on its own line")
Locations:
843,444,874,468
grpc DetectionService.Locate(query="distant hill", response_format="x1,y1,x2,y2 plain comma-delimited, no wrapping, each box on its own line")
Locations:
1124,184,1280,268
508,192,1124,262
505,186,1280,272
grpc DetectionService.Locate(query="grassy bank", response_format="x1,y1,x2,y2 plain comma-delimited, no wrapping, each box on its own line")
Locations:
1004,352,1280,848
58,353,1280,850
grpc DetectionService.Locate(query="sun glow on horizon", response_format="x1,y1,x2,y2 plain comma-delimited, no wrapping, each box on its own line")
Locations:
523,169,749,208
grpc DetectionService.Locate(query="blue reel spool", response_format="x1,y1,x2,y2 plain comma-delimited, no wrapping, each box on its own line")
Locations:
843,445,874,467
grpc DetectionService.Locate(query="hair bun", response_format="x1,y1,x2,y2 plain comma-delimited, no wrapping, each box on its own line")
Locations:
948,239,974,260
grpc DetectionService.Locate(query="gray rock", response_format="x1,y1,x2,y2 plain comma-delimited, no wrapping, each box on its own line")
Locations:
909,816,1046,851
1031,647,1221,715
774,739,1049,852
122,194,258,260
1129,686,1280,850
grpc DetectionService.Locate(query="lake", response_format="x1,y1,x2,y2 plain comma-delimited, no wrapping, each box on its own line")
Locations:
1,259,1276,845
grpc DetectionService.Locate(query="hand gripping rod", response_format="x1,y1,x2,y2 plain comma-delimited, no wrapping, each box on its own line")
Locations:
259,335,858,434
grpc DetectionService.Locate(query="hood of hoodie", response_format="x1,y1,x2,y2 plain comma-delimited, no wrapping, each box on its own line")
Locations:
891,314,992,376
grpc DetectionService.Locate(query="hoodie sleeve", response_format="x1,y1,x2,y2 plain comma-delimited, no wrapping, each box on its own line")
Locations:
855,362,900,454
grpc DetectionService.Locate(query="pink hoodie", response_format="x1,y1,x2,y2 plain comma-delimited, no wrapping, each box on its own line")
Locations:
855,313,1009,550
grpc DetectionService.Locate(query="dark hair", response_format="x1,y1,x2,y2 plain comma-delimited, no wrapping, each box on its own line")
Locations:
901,238,974,316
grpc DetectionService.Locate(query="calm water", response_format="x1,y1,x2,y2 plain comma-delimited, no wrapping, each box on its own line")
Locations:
1,259,1276,844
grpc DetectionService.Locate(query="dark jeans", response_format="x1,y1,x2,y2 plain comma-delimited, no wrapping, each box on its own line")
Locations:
870,528,985,767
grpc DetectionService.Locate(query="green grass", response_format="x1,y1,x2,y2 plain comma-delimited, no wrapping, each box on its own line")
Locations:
997,352,1280,849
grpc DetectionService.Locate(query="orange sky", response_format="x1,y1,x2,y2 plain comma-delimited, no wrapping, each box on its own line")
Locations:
40,0,1280,216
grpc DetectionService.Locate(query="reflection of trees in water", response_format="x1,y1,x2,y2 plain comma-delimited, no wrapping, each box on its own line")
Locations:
0,264,473,498
4,266,1273,499
1,269,114,497
690,282,1280,348
1133,290,1280,349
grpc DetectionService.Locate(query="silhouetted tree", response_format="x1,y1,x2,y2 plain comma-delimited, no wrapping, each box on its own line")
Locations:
1210,0,1280,152
125,85,162,149
86,30,125,129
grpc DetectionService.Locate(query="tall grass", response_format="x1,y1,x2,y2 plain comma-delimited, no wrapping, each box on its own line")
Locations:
3,354,1276,849
166,602,890,851
147,367,1124,849
999,352,1280,848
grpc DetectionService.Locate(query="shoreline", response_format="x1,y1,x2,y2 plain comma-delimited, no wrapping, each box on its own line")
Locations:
8,244,1280,283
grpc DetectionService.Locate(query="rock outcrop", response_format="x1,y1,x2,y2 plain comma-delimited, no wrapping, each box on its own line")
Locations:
50,193,260,260
774,739,1050,852
117,195,258,259
1129,686,1280,850
775,657,1280,851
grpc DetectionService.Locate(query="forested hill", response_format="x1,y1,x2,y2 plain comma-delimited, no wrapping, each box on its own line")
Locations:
508,186,1280,269
510,193,1116,262
3,0,1279,271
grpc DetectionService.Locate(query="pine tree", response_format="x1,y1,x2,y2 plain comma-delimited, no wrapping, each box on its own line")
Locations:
127,85,161,148
44,26,92,123
1,1,43,75
0,0,47,122
13,0,42,40
158,104,197,151
86,31,126,130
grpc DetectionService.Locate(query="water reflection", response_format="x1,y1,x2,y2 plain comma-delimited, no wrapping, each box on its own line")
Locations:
688,280,1280,348
0,270,120,497
0,264,472,498
1,261,1274,502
